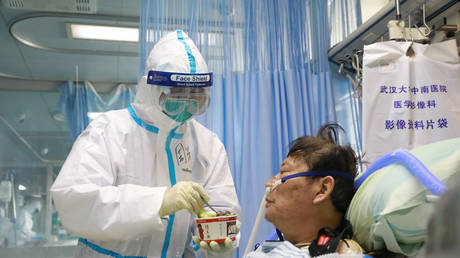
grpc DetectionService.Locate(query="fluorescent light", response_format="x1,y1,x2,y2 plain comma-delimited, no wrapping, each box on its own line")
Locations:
51,111,65,122
70,24,138,42
18,184,27,191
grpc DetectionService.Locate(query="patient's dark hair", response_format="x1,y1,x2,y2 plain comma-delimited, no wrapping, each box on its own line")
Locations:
287,123,357,214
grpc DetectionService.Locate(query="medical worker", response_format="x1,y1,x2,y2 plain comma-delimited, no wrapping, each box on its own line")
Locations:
51,30,241,258
8,198,42,247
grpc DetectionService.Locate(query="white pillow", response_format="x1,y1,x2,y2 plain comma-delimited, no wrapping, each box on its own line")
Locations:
346,137,460,256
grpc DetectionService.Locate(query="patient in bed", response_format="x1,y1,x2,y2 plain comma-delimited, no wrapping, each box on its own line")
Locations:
245,124,364,257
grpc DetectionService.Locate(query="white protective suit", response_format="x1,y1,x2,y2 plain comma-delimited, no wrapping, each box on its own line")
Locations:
7,198,42,247
50,30,241,258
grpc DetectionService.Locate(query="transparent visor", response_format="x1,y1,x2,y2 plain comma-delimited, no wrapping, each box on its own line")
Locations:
159,88,211,116
146,70,213,116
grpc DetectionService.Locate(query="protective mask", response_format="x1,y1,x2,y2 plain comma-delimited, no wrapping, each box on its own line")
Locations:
162,98,201,122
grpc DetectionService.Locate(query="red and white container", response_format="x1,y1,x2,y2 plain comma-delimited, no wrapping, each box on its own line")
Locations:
195,215,237,243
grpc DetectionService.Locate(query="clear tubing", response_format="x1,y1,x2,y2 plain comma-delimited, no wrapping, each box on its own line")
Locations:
244,187,271,255
395,0,401,20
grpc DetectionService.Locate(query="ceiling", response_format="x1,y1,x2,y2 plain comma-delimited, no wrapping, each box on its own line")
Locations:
0,0,141,190
0,0,140,91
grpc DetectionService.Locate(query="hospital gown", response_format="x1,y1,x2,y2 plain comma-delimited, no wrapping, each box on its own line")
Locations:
244,241,366,258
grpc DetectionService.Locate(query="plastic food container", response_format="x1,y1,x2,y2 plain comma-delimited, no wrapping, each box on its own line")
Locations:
195,215,237,243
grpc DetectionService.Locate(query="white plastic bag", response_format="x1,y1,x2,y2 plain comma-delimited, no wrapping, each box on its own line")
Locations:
362,39,460,165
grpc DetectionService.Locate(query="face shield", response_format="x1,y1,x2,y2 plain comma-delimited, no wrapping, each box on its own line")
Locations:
147,70,212,122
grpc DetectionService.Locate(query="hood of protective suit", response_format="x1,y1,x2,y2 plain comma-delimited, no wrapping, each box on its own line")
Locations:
23,199,42,214
132,30,210,129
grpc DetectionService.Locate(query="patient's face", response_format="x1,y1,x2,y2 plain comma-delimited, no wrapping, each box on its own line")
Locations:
265,156,315,229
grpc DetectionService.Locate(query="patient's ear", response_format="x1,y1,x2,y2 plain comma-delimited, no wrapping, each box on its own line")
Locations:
312,176,334,204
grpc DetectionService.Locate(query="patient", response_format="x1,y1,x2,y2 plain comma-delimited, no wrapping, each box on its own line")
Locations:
245,124,364,257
